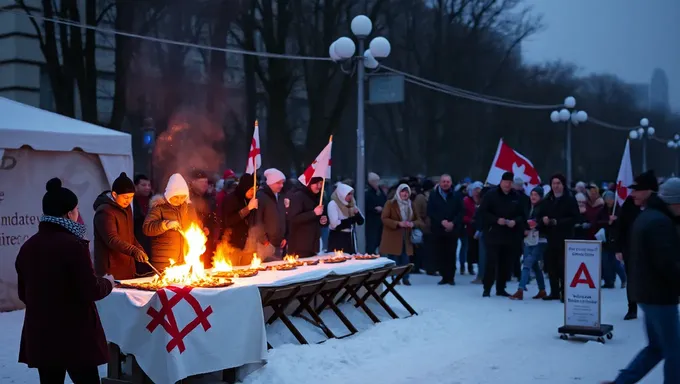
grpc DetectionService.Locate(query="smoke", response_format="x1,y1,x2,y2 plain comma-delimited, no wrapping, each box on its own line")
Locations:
153,107,225,187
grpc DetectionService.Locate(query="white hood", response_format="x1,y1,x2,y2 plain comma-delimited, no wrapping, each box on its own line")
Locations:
335,183,354,205
164,173,190,201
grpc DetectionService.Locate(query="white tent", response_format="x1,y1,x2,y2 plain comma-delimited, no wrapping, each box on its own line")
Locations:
0,97,133,311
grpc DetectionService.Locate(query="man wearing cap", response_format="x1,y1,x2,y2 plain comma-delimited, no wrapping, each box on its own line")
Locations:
604,178,680,384
365,172,386,254
93,172,149,280
288,176,328,257
614,169,658,320
254,168,288,261
478,171,526,297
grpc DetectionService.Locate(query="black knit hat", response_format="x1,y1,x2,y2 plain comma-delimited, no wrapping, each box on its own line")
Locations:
309,176,324,185
629,170,659,192
550,173,567,187
531,185,545,198
501,172,514,181
42,178,78,217
112,172,136,194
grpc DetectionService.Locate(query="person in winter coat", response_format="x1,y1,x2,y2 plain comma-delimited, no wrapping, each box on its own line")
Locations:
414,179,435,275
605,179,680,384
327,182,365,253
133,174,153,276
463,181,483,276
253,168,288,261
540,174,580,301
143,173,199,271
365,172,387,254
572,192,593,240
16,178,114,383
427,174,464,285
93,172,149,280
221,173,258,265
478,172,527,297
600,191,626,289
288,177,328,257
188,170,218,267
379,184,425,285
583,184,606,239
510,177,531,280
215,169,237,213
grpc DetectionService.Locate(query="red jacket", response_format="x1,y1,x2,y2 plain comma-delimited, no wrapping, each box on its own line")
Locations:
463,196,478,236
16,222,113,368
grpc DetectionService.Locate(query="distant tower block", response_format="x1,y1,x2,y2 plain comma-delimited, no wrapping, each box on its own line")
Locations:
650,68,670,112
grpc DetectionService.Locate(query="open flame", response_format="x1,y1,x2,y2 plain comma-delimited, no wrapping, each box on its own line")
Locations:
334,250,344,258
250,253,262,269
153,223,211,285
283,254,299,264
212,241,234,272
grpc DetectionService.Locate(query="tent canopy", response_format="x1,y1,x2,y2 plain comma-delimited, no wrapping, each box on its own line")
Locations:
0,97,131,156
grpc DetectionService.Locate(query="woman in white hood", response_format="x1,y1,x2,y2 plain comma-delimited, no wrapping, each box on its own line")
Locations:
142,173,199,271
327,183,364,253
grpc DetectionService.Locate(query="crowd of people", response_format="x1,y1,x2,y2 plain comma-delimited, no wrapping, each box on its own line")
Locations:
12,165,680,383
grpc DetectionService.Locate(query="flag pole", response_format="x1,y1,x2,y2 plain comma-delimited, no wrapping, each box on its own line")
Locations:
253,120,258,191
318,135,332,206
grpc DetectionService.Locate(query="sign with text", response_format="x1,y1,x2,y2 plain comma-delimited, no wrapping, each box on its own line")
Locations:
564,240,602,329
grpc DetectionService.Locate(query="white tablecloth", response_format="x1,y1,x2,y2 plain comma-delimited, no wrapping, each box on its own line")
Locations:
97,255,395,383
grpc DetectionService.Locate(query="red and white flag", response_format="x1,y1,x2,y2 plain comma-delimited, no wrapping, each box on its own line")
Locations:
245,120,261,174
486,138,541,194
298,137,332,186
615,139,634,206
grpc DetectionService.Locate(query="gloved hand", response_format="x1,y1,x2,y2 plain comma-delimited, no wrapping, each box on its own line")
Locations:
132,248,149,263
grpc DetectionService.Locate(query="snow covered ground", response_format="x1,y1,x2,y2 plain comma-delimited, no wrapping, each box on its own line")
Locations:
0,272,665,383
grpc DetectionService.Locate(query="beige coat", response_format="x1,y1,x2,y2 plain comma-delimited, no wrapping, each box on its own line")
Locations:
379,199,424,256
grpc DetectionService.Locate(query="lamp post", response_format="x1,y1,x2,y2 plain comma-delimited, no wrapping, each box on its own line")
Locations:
666,134,680,176
329,15,390,252
550,96,588,187
628,118,654,172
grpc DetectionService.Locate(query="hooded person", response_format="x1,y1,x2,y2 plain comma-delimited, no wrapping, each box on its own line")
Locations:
287,176,328,258
93,172,149,280
379,184,424,285
327,182,365,253
252,168,288,261
220,173,258,265
16,178,114,383
142,173,199,271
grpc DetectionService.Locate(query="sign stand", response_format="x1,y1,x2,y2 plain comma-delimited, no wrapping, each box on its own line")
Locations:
558,239,614,344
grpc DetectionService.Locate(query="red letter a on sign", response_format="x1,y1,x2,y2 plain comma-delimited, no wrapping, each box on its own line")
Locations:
569,263,595,288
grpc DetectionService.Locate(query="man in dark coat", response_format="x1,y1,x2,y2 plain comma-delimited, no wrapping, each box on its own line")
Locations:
479,172,527,297
221,173,258,265
606,178,680,384
16,178,114,383
427,174,464,285
93,172,149,280
132,174,152,255
614,169,658,320
365,172,387,254
511,177,531,280
288,176,328,257
255,168,288,261
540,174,580,301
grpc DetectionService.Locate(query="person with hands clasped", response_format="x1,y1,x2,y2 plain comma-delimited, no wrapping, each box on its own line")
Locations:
478,172,527,297
143,173,199,272
540,174,580,302
288,176,328,258
93,172,149,280
253,169,288,261
327,182,365,253
379,184,424,286
427,174,464,285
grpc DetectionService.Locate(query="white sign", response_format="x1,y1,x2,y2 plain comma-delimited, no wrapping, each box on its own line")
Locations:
564,240,602,329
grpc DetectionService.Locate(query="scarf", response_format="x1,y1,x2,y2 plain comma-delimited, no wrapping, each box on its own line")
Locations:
41,215,87,239
394,184,412,221
331,190,355,218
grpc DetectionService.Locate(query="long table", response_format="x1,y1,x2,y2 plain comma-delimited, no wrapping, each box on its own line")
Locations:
98,255,411,384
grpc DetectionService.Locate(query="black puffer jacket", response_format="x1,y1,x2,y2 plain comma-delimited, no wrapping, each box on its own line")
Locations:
628,194,680,305
142,195,198,269
287,187,324,257
478,186,526,245
253,186,287,247
221,174,256,250
427,186,464,237
539,190,580,246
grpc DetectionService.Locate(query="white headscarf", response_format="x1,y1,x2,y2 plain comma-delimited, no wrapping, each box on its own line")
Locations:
164,173,189,201
394,183,412,221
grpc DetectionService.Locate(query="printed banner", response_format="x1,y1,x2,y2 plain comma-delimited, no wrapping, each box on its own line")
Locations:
564,240,602,329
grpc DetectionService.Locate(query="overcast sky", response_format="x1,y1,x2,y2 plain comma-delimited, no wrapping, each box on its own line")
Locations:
522,0,680,112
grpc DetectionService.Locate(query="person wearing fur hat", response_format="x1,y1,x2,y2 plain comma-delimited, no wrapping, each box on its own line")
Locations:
379,184,424,285
365,172,387,254
220,173,258,265
93,172,149,280
143,173,199,271
16,178,115,383
253,168,288,261
288,176,328,258
327,182,365,253
540,173,580,302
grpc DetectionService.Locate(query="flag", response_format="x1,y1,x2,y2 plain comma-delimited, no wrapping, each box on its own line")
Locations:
298,138,332,186
245,121,261,174
616,139,634,206
486,138,541,194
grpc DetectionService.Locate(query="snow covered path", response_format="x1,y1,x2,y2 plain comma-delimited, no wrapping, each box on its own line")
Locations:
1,272,665,383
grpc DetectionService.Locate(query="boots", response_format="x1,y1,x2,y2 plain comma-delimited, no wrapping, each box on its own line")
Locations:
460,263,466,275
509,290,523,300
532,290,547,299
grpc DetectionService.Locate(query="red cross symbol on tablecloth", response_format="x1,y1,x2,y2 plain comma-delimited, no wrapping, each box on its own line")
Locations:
146,286,213,353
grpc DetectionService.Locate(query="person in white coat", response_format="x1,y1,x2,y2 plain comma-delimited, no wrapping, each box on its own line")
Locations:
327,183,364,253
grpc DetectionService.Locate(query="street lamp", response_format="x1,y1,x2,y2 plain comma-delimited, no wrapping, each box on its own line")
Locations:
550,96,588,186
329,15,391,252
629,118,654,172
667,134,680,176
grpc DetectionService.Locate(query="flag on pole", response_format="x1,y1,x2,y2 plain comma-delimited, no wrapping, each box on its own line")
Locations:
245,120,261,174
299,138,332,186
616,139,634,206
486,138,541,194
